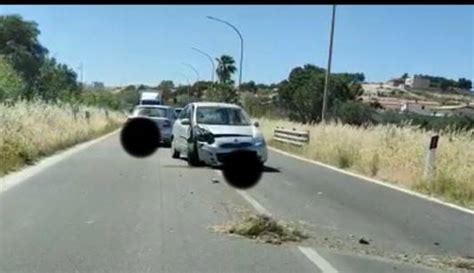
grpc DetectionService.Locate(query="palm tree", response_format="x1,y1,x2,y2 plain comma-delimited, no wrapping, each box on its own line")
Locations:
215,55,237,84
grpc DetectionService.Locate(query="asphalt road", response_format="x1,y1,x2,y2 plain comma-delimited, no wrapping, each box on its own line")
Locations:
1,132,472,273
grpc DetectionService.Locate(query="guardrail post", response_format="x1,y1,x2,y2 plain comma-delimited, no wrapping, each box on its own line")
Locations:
423,134,439,181
71,105,78,121
85,111,90,122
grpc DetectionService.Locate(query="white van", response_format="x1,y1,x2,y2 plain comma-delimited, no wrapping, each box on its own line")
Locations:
139,90,162,105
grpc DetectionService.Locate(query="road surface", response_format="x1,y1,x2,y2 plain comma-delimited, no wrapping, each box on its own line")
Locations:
1,132,472,273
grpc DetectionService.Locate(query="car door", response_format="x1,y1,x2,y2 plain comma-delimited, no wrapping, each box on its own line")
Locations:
181,105,193,150
174,105,190,152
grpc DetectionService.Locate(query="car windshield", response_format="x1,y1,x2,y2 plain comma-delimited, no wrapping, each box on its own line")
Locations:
134,107,167,118
140,100,160,105
196,106,251,126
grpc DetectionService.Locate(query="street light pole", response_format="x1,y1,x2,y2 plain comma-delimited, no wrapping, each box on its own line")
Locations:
182,63,200,83
321,5,336,122
206,16,243,91
191,47,215,82
77,62,84,86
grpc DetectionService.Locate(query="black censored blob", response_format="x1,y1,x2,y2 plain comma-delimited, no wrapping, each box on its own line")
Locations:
120,117,161,158
221,150,263,189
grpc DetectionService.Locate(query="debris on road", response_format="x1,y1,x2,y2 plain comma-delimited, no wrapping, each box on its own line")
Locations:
359,238,370,245
443,256,474,270
211,178,220,184
212,214,308,245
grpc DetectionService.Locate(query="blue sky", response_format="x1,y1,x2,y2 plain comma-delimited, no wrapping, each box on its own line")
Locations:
1,5,473,86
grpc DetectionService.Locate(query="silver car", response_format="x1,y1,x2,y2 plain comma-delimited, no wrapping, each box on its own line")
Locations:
171,102,267,167
129,105,177,146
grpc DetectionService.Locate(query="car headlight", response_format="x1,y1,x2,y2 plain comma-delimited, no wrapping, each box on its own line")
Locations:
194,126,215,144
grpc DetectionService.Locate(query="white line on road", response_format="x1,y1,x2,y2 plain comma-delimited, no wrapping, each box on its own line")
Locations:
235,190,272,216
213,169,272,216
298,246,339,273
0,129,120,194
215,166,339,273
269,146,474,215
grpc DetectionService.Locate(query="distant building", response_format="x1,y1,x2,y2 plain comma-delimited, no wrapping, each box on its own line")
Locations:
405,75,430,89
400,100,440,115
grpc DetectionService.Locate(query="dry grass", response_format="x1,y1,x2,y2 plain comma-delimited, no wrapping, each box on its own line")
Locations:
212,213,308,245
0,100,125,176
257,118,474,208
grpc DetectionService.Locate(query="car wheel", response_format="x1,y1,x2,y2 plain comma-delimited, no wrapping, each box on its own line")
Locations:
171,138,180,159
187,141,203,166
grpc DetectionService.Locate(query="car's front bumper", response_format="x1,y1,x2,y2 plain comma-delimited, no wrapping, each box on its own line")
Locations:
197,141,267,167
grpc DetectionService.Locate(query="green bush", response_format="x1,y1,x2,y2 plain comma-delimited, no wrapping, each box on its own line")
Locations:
205,83,239,104
331,101,376,126
375,111,474,132
241,92,284,118
0,56,25,101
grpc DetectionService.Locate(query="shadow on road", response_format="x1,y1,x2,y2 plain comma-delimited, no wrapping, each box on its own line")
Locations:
263,165,281,173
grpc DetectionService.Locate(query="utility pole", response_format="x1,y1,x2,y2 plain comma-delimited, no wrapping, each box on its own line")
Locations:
78,62,84,86
191,47,215,82
206,16,244,91
321,5,336,122
182,63,200,83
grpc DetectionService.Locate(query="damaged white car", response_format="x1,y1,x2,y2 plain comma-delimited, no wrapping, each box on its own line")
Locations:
171,102,267,167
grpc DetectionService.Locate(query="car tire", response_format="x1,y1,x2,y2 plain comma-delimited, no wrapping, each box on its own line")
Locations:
187,141,203,167
171,147,180,159
171,138,180,159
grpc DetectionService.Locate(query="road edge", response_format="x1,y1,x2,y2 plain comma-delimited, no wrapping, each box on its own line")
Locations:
0,129,120,194
268,146,474,216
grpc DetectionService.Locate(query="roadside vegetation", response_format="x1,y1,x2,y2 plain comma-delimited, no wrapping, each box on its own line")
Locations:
0,100,124,175
234,60,474,208
0,15,125,176
257,118,474,208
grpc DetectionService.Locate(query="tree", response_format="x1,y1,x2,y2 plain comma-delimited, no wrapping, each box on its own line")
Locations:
116,86,140,109
137,84,150,91
0,15,48,95
191,81,212,98
0,55,25,101
240,81,257,93
157,80,175,102
457,78,472,90
215,55,237,85
206,82,239,104
80,89,121,110
35,57,80,102
334,72,366,83
332,101,375,126
278,64,364,123
401,73,409,80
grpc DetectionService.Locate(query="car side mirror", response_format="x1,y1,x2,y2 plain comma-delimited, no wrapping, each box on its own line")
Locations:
253,121,259,127
181,118,190,126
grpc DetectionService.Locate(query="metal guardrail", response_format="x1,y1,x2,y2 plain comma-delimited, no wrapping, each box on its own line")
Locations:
273,126,310,146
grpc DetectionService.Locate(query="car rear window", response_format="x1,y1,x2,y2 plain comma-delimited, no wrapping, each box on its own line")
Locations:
134,107,167,118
